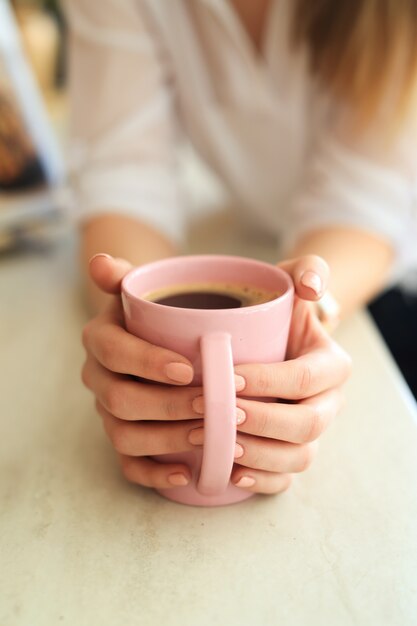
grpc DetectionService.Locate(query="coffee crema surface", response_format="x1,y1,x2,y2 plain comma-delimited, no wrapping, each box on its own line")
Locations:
142,282,282,309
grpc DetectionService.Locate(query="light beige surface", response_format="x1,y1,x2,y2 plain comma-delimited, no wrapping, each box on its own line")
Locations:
1,214,417,626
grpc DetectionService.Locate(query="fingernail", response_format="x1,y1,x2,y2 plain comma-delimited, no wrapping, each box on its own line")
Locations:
188,427,204,445
192,396,204,414
168,473,189,486
234,375,246,392
236,407,246,425
234,443,244,459
165,362,194,384
300,271,322,296
89,252,111,264
235,476,255,488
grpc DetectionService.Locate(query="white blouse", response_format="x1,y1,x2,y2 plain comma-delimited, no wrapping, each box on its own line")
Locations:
65,0,417,284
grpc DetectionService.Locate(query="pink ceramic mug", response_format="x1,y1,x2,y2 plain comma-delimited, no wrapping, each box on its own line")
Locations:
121,255,294,506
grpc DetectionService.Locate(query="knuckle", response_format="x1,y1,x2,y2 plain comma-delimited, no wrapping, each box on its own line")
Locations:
164,397,180,421
122,457,154,487
103,381,123,416
295,363,313,397
248,445,264,470
272,473,293,494
281,473,293,492
98,332,119,371
120,456,137,483
262,472,293,495
110,422,129,453
295,443,316,472
255,407,269,437
255,366,274,396
330,388,345,418
138,344,157,378
303,404,324,442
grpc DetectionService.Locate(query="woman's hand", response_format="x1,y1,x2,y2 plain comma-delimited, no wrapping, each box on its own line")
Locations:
82,253,351,496
189,255,352,495
82,254,208,489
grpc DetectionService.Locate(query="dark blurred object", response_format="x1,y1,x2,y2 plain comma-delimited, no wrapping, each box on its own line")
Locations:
369,288,417,399
43,0,66,87
12,0,63,91
0,90,46,189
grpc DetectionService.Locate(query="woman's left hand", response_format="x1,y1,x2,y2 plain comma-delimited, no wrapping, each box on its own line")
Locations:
191,255,352,495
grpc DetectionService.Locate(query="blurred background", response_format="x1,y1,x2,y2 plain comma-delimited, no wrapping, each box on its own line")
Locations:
0,0,223,251
0,0,67,251
1,0,416,399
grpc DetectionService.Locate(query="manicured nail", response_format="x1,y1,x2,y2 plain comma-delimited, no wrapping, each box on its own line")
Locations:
236,407,246,425
168,473,189,486
235,476,255,488
300,271,322,296
89,252,111,263
234,443,244,459
188,427,204,445
165,362,194,384
234,375,246,392
192,396,204,414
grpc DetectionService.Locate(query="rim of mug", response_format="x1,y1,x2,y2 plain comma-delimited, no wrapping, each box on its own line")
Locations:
121,254,294,314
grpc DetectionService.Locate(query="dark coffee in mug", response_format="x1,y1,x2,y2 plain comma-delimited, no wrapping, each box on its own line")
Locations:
142,282,281,309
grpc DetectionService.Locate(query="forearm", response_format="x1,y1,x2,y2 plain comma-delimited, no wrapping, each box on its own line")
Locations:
288,226,394,318
81,213,178,313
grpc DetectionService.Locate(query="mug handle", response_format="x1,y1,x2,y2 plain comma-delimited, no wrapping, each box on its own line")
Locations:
198,332,236,496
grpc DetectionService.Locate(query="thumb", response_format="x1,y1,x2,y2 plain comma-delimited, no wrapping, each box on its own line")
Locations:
277,254,329,301
89,253,133,295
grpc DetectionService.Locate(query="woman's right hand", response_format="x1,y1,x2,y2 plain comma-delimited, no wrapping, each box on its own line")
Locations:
81,254,204,489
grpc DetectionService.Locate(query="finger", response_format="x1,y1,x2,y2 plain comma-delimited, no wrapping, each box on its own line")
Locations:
187,427,318,472
277,255,329,301
83,317,194,385
231,467,293,495
82,356,202,421
234,433,319,473
236,388,344,443
89,253,133,295
235,343,352,400
119,454,192,489
98,401,202,456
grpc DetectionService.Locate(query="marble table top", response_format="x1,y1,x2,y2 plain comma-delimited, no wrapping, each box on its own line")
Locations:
1,216,417,626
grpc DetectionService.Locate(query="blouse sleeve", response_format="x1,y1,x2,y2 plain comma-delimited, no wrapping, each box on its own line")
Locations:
283,109,417,286
64,0,185,244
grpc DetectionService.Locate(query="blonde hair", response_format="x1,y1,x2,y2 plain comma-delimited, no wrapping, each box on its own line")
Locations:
292,0,417,132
